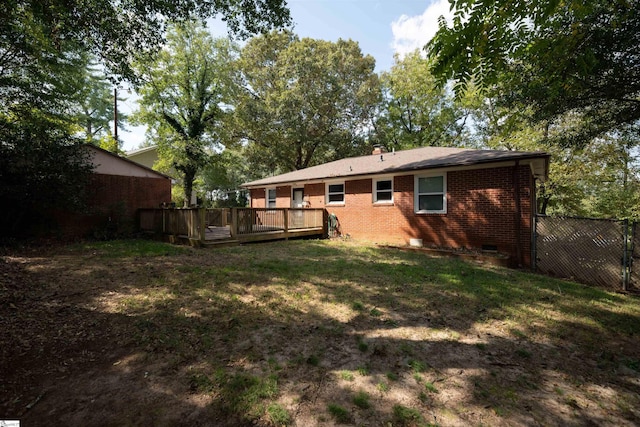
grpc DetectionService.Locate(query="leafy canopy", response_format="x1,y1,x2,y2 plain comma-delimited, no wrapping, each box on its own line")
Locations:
133,20,238,207
374,50,478,150
235,31,380,173
427,0,639,145
1,0,290,235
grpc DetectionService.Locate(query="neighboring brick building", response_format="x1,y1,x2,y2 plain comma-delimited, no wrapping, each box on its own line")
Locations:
55,145,172,237
242,146,549,267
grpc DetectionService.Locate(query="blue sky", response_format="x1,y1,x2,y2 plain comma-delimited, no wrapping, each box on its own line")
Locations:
120,0,453,151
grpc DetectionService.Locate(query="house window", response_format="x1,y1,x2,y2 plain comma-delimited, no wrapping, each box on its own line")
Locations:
373,178,393,203
326,182,345,204
266,188,276,208
415,174,446,213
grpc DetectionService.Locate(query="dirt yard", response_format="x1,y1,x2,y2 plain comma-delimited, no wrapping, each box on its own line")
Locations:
1,239,639,426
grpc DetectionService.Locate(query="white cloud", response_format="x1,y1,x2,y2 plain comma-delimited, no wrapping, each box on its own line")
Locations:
390,0,454,58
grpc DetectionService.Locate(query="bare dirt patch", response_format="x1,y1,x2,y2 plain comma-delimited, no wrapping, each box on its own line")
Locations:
1,239,639,426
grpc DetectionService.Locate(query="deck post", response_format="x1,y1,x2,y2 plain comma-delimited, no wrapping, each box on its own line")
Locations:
230,208,238,238
199,208,206,243
283,208,289,237
323,209,329,238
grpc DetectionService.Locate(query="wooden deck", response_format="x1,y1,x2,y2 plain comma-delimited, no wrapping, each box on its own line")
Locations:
139,208,327,247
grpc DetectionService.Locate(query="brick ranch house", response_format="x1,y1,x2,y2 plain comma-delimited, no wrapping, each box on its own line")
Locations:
242,146,549,267
55,145,172,237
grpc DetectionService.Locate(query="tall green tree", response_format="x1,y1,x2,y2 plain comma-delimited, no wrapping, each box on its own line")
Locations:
0,10,94,236
68,56,129,149
133,21,238,207
427,0,639,146
374,50,478,150
235,31,380,173
201,146,253,207
464,86,640,218
1,0,290,236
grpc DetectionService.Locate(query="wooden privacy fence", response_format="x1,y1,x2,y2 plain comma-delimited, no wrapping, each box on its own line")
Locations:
139,207,327,244
534,215,638,292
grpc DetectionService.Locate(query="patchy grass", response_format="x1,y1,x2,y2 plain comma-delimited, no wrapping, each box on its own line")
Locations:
327,403,351,423
266,402,291,426
353,390,371,409
1,238,640,426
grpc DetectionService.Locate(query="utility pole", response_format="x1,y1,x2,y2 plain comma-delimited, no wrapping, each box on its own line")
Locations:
114,87,118,143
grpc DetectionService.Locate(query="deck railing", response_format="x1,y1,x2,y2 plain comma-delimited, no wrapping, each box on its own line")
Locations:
139,207,326,244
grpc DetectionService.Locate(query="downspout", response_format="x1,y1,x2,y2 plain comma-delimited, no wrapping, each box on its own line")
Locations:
513,161,523,267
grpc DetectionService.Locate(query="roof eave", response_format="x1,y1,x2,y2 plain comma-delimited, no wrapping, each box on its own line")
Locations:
242,153,551,189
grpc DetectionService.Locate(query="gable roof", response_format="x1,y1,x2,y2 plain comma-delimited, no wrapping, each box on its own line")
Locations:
85,145,171,179
242,146,550,188
125,145,158,156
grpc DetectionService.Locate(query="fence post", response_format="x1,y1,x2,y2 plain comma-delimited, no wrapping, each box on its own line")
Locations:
532,215,538,272
230,208,237,239
199,208,206,243
623,219,629,291
283,208,289,233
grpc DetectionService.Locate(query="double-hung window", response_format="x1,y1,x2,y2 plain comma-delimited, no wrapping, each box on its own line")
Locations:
266,188,277,208
373,178,393,203
326,182,345,204
415,174,446,213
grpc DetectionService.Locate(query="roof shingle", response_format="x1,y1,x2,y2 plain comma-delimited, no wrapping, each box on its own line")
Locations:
242,146,549,188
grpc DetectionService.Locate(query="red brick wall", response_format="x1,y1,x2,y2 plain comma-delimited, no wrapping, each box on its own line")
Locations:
55,173,171,238
250,186,292,208
305,183,325,208
250,188,265,208
276,186,291,207
89,174,171,214
250,165,535,267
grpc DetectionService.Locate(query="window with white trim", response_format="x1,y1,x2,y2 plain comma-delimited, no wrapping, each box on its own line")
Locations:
415,174,446,213
266,188,276,208
326,182,345,204
373,178,393,203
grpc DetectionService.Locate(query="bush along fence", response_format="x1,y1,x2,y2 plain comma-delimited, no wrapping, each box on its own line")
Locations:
534,215,639,293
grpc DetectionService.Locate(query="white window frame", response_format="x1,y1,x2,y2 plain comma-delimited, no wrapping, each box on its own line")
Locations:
373,177,394,204
414,173,447,214
266,187,277,208
326,181,345,205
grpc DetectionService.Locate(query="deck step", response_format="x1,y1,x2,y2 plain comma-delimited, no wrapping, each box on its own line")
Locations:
202,239,240,248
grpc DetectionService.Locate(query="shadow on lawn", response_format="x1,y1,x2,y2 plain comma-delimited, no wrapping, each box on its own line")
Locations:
1,240,639,426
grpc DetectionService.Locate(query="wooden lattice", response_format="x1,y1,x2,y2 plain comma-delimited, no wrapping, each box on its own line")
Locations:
536,216,625,290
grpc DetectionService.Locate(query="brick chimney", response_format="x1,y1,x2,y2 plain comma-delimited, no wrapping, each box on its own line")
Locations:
372,145,387,155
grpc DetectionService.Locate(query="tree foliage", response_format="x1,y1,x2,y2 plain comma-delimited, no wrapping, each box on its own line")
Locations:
0,8,94,236
0,113,93,237
427,0,640,146
235,31,380,173
373,50,478,150
201,147,252,207
133,21,238,207
1,0,291,81
1,0,290,236
66,55,128,149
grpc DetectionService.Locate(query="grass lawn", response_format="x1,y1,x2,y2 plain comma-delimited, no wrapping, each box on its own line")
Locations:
1,239,639,426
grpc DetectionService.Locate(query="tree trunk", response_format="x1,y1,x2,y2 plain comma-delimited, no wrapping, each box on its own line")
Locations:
183,169,196,208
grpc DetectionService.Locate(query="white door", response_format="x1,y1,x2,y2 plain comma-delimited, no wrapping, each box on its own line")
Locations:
292,189,304,208
292,189,304,227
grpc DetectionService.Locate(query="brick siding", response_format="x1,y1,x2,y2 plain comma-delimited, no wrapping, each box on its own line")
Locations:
55,173,172,238
250,165,535,267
